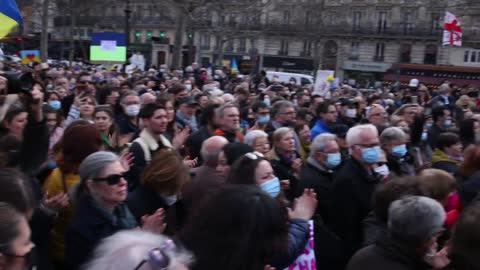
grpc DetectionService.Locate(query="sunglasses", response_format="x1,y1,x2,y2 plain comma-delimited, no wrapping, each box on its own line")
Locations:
92,173,126,185
133,239,176,270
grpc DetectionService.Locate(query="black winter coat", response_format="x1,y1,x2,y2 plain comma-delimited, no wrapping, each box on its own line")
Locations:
65,196,137,270
331,158,382,262
269,153,300,202
347,233,432,270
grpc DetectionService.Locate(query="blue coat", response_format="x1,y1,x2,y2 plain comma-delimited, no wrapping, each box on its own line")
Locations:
65,195,137,270
311,119,331,140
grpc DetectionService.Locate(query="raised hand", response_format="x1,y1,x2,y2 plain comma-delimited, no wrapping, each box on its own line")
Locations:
120,152,134,171
43,192,69,212
141,208,167,234
173,126,191,149
288,189,318,221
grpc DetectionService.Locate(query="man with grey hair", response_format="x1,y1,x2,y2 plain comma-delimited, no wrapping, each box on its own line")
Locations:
331,124,383,263
213,103,242,143
265,100,301,152
380,127,415,177
116,91,141,135
298,133,343,269
347,196,449,270
190,136,228,180
431,83,454,110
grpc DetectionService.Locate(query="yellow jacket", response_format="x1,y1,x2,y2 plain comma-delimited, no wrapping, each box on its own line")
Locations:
43,168,80,263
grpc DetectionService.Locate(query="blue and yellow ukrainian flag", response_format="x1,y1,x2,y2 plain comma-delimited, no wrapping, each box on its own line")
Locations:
0,0,23,39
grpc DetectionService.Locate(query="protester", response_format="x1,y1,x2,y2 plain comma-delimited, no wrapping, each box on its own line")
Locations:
431,132,463,175
84,230,192,270
244,130,270,156
347,196,449,270
180,185,315,270
332,124,382,262
66,151,165,269
267,127,302,201
0,202,36,270
380,127,415,177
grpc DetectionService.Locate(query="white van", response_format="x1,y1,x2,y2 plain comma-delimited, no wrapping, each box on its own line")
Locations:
266,71,315,86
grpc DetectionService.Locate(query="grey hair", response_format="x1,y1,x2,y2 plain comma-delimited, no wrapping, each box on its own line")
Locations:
73,151,120,201
83,230,193,270
200,136,228,164
271,100,294,118
388,196,446,244
310,133,337,158
244,130,268,147
216,103,238,118
380,127,406,144
346,124,378,147
120,91,140,105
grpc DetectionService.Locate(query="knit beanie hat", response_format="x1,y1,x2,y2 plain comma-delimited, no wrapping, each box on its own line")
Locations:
388,196,446,244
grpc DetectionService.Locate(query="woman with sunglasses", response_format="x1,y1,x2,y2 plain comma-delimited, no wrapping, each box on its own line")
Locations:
66,151,166,270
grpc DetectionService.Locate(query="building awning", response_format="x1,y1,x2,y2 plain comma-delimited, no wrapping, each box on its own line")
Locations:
383,74,480,86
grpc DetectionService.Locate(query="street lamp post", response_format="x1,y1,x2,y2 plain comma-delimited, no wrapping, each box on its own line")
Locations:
124,0,132,52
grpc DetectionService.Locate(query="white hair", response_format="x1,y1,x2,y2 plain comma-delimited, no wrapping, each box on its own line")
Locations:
222,93,234,101
346,124,378,147
380,127,406,144
310,133,337,157
83,230,193,270
244,130,268,147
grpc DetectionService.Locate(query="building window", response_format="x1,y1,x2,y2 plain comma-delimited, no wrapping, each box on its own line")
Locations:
226,39,234,52
283,10,291,24
374,43,385,61
464,51,470,62
400,44,412,63
471,51,477,62
215,35,222,50
302,40,312,56
350,41,360,59
404,12,414,34
353,11,362,31
431,13,440,32
424,45,437,65
238,38,246,53
305,11,312,25
280,40,289,55
377,11,387,33
200,33,211,50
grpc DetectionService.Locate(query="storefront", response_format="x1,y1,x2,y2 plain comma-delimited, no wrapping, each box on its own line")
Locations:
342,60,392,87
262,56,314,74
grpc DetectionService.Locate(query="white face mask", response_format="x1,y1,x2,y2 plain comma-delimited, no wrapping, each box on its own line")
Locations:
185,84,192,91
125,104,140,117
163,195,178,206
346,108,357,118
374,164,390,178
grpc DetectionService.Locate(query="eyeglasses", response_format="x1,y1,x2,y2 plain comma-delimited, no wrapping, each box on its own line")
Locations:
92,173,126,185
78,80,93,85
280,111,296,115
133,239,176,270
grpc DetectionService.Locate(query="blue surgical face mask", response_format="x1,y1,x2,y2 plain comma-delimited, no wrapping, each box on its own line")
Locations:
48,100,61,110
326,152,341,169
426,122,433,129
361,146,381,164
443,119,452,127
259,177,280,198
391,144,407,158
257,115,270,125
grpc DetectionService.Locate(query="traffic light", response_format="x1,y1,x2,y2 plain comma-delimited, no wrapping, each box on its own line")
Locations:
187,33,193,39
147,32,152,38
17,38,23,42
135,32,141,38
160,32,166,38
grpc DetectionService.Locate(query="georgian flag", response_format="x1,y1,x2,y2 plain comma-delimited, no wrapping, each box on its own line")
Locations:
443,12,462,46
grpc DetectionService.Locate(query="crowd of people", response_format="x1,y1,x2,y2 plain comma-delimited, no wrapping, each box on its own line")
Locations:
0,59,479,270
